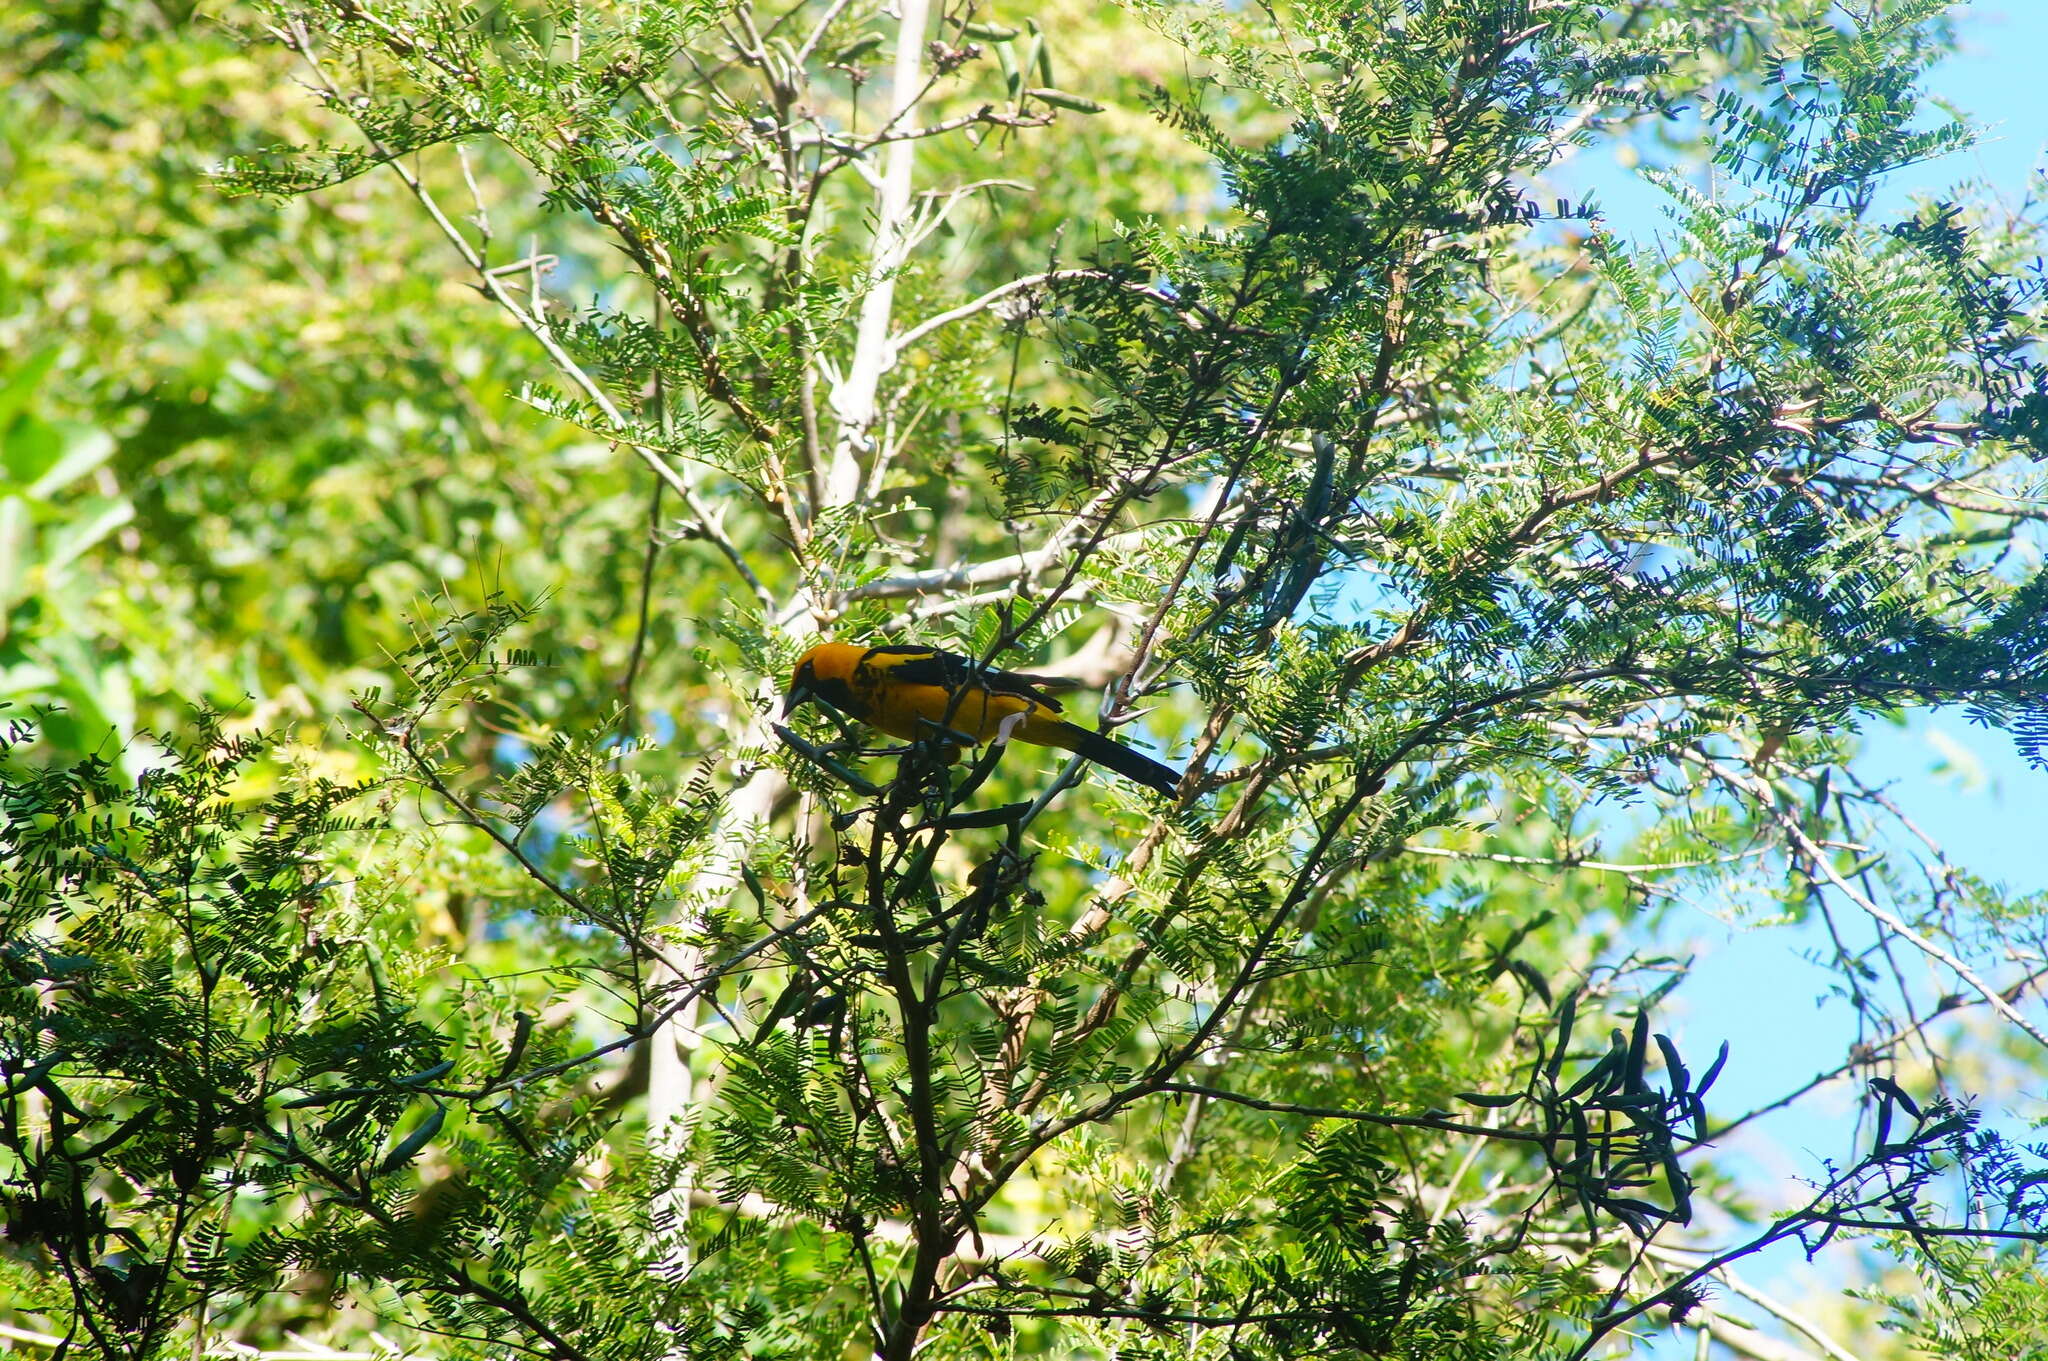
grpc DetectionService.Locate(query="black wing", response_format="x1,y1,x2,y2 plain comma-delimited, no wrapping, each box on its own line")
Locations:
862,645,1070,711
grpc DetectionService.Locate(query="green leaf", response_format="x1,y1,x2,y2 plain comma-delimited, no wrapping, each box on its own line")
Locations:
0,346,60,434
42,496,133,576
27,422,116,498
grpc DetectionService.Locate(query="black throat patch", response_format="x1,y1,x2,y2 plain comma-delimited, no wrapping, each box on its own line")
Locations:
811,674,861,718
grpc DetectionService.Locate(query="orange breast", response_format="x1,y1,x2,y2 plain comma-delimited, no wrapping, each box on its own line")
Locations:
852,669,1065,747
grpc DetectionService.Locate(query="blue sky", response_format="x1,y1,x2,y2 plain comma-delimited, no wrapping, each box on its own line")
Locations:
1534,6,2048,1350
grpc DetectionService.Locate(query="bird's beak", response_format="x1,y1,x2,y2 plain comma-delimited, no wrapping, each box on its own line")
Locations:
781,683,809,719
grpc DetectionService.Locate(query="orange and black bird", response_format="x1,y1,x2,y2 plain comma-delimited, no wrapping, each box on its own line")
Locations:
783,642,1181,797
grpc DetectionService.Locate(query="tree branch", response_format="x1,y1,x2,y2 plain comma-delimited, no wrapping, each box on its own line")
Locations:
276,17,777,612
1700,753,2048,1051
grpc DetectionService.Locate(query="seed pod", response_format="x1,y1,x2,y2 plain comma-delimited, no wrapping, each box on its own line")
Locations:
493,1012,533,1083
395,1059,453,1087
1624,1010,1650,1093
379,1104,447,1174
1454,1091,1522,1109
1654,1033,1688,1098
834,33,884,63
1546,994,1578,1083
1026,88,1104,114
1695,1040,1730,1097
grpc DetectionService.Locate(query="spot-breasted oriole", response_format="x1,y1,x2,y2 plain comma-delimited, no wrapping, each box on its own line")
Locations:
782,642,1181,797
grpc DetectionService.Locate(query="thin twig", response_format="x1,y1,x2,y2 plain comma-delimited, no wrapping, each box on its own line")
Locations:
276,18,776,611
1699,753,2048,1051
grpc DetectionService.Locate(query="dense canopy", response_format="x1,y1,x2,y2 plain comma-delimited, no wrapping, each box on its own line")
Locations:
4,1,2047,1359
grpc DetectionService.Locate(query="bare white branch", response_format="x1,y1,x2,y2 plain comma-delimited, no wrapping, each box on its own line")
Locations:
828,0,933,504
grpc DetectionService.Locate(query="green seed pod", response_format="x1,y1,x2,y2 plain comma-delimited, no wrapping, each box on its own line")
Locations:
378,1104,447,1174
834,33,884,63
1026,88,1104,114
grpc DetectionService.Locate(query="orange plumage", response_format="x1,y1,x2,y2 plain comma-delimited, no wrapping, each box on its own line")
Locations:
783,642,1180,796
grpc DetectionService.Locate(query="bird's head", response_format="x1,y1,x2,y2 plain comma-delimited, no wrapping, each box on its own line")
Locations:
783,643,859,717
783,652,820,717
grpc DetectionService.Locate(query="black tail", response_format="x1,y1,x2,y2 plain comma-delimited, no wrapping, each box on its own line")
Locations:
1062,725,1181,797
